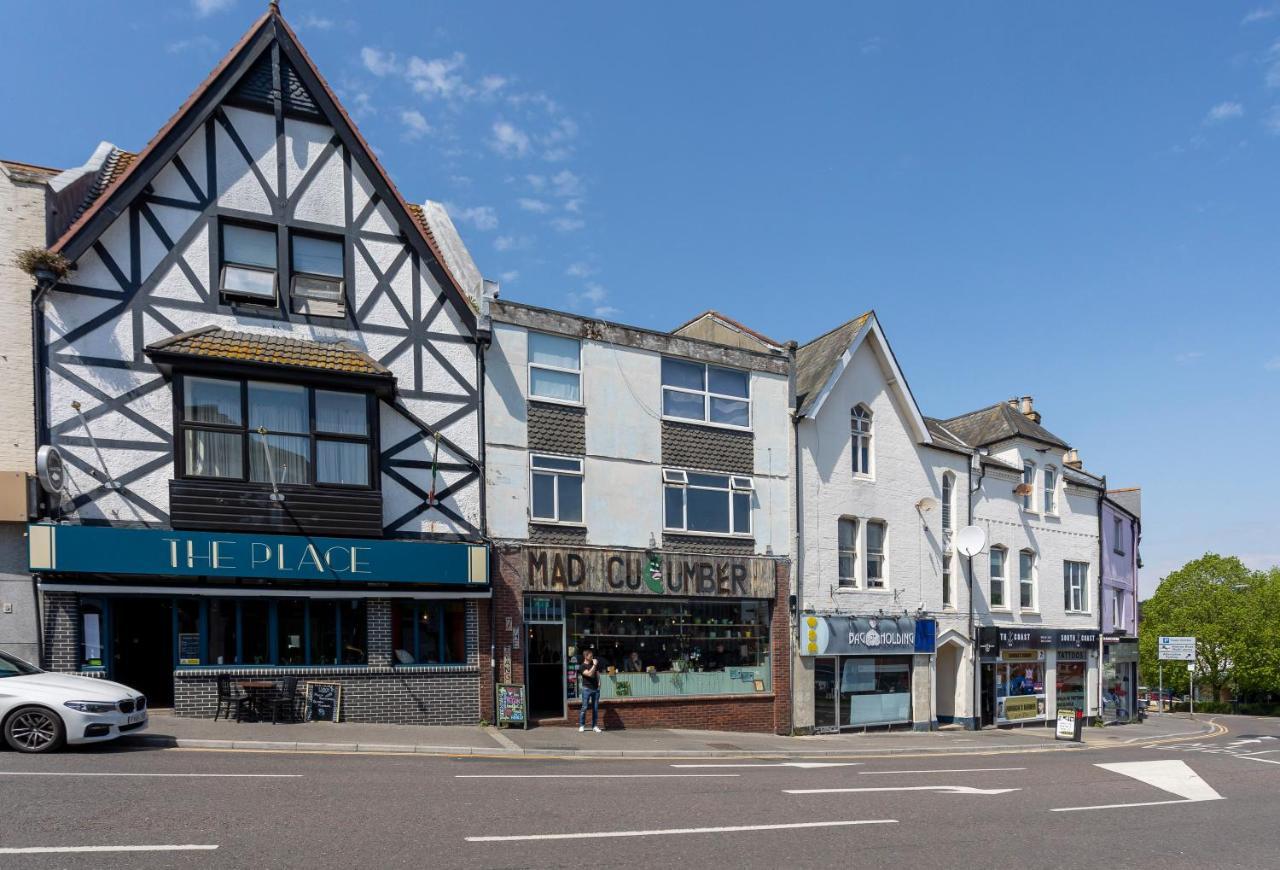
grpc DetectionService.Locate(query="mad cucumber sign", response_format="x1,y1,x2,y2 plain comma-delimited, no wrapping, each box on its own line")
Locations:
28,524,487,586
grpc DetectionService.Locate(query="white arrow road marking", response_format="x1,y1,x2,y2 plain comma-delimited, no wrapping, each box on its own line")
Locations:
785,785,1019,796
0,845,218,855
466,819,897,842
0,772,301,778
857,767,1026,776
670,762,862,769
455,774,739,779
1052,760,1224,812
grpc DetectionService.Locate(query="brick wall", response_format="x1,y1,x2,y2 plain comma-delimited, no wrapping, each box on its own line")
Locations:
174,666,480,724
41,590,79,672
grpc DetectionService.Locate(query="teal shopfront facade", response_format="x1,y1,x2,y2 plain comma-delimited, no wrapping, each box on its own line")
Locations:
31,524,490,723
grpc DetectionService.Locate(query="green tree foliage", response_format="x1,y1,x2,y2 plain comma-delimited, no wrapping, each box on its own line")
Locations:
1139,555,1280,699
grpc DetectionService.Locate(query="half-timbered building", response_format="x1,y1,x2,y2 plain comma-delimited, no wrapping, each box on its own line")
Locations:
26,5,490,723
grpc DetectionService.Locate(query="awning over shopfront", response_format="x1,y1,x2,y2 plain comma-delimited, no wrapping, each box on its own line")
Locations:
28,524,488,588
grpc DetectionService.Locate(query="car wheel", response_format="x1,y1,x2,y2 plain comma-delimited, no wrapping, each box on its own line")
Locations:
4,706,66,753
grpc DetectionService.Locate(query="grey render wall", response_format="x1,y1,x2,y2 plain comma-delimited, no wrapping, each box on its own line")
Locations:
0,165,46,660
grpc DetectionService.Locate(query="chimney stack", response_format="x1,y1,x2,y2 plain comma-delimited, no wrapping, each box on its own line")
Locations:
1014,395,1041,425
1063,449,1082,470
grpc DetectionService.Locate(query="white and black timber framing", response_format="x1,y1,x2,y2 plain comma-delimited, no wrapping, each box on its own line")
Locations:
38,8,485,542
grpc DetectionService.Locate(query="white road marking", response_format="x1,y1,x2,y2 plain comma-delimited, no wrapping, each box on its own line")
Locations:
0,771,301,778
857,767,1025,776
455,774,740,779
1238,755,1280,766
785,785,1019,796
1051,760,1223,812
466,818,897,842
670,762,861,769
0,845,219,855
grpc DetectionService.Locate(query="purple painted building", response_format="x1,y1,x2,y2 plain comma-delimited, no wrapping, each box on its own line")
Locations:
1100,489,1141,722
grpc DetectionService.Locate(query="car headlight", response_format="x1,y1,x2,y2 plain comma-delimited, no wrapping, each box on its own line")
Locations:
63,700,118,714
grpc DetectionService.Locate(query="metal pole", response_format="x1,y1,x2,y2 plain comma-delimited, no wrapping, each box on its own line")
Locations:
1158,661,1163,714
1190,667,1195,717
255,427,284,501
71,401,119,489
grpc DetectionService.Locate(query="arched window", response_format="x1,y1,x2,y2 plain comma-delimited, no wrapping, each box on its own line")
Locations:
941,472,955,534
851,405,872,475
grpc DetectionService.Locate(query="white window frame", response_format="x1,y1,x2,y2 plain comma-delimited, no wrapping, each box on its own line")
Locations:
662,468,754,537
1113,516,1125,555
989,546,1008,609
941,471,955,536
527,331,582,405
660,358,752,429
1064,560,1089,613
1043,465,1058,515
1019,549,1037,611
942,552,954,609
865,519,887,588
1022,461,1035,511
1112,588,1124,628
529,453,584,525
851,405,873,477
837,517,858,588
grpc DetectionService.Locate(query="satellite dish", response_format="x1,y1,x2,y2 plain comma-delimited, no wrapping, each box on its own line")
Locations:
915,497,939,513
954,525,987,558
1013,482,1034,497
36,445,66,494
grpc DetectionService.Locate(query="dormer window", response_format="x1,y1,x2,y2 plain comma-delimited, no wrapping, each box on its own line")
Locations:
220,222,278,304
290,232,345,318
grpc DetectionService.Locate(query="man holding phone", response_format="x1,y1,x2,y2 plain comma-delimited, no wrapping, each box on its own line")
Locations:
578,648,602,733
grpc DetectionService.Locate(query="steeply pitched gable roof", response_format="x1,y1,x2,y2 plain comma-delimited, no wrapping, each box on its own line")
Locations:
671,310,783,352
794,313,871,415
48,5,477,325
941,402,1070,450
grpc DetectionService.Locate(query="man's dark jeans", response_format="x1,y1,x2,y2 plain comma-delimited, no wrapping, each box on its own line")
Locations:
579,687,600,728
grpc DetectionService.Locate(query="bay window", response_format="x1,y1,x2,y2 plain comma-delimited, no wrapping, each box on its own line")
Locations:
661,358,750,427
178,375,374,488
663,469,753,535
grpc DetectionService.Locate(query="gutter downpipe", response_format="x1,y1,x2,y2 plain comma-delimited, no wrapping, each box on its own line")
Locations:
968,453,986,730
476,295,497,723
787,340,799,735
1096,474,1106,724
29,272,57,666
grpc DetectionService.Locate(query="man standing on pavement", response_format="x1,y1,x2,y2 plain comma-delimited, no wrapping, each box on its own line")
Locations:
578,648,602,733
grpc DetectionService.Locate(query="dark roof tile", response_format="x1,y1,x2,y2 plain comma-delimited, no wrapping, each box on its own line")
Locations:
942,402,1070,450
145,326,391,377
793,313,871,416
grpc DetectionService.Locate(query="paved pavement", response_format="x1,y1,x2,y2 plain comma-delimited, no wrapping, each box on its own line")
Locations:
1,714,1276,868
121,711,1218,758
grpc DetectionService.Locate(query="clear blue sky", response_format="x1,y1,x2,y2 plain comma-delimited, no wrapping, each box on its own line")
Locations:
3,1,1278,594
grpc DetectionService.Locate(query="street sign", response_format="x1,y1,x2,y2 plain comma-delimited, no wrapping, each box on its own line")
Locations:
1158,636,1196,661
1188,663,1195,672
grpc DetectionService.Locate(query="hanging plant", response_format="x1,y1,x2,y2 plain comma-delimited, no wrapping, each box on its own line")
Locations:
14,247,72,282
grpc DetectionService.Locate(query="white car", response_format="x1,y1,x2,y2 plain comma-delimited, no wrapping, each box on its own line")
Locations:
0,650,147,753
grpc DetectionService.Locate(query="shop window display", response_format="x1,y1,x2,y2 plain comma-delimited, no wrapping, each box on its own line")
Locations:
565,598,770,698
994,658,1046,723
1056,659,1087,713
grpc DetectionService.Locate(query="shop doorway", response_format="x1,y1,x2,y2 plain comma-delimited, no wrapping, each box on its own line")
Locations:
111,598,174,707
527,623,565,719
980,663,996,727
936,641,961,724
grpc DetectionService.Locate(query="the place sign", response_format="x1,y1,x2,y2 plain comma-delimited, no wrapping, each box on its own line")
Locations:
525,546,776,599
28,524,488,586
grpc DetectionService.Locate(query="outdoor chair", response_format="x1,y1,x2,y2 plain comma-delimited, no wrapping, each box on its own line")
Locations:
214,674,249,722
267,676,300,724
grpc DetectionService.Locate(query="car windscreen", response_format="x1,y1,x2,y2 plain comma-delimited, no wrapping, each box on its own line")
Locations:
0,650,43,677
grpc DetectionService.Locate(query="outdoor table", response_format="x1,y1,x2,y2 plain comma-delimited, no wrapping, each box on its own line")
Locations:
237,680,278,721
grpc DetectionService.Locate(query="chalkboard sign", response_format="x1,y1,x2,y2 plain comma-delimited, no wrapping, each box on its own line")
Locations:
497,683,527,729
304,682,341,722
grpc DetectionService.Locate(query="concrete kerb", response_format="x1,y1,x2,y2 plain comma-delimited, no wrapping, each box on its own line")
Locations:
118,717,1221,759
